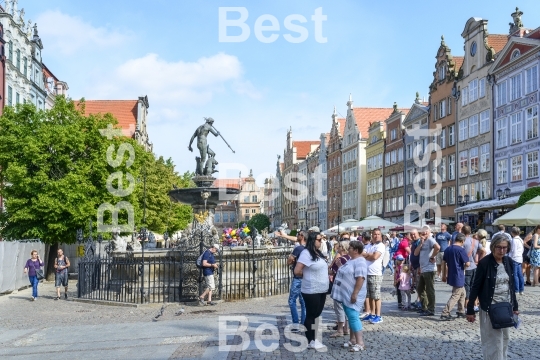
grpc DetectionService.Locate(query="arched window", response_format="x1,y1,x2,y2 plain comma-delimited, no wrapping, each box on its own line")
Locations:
438,63,447,81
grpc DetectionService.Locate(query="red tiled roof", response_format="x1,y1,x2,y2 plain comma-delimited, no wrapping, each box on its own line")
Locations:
487,34,509,53
213,178,241,190
337,118,346,135
77,100,138,135
293,140,321,159
453,56,464,71
353,108,408,138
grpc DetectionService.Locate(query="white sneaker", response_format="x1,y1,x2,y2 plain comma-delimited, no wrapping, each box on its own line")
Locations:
310,340,327,351
360,312,370,320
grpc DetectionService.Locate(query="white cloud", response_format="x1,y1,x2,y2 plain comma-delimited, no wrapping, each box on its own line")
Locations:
35,10,129,55
91,53,259,118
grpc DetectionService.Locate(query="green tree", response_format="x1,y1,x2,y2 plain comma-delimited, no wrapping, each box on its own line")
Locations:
517,186,540,208
247,213,271,232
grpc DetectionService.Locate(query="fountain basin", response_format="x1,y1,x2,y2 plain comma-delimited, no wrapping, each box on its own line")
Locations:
169,187,239,207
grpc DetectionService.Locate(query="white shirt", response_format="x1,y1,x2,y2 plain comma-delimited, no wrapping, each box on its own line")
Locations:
366,242,385,275
509,236,524,263
297,249,329,294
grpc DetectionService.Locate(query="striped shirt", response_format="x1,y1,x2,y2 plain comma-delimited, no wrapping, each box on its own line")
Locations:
330,257,368,312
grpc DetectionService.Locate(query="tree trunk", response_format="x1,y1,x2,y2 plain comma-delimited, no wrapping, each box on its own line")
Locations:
46,243,58,281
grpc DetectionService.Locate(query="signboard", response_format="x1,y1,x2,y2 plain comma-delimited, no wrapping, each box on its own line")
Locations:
76,245,85,257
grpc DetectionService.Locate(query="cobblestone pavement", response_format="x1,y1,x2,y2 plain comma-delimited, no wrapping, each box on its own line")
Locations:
1,277,539,359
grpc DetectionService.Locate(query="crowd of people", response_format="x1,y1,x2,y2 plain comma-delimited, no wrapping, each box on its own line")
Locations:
282,222,540,359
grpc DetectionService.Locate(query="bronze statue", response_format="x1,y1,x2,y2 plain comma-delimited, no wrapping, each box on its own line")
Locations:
188,117,234,176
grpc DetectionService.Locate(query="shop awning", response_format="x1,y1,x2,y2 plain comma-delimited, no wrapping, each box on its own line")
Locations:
453,196,520,214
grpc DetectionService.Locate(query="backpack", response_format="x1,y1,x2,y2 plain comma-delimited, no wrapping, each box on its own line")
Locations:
196,251,206,269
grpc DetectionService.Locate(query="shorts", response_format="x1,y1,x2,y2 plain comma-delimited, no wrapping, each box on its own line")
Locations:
367,275,383,300
55,271,68,287
436,251,445,266
204,274,216,291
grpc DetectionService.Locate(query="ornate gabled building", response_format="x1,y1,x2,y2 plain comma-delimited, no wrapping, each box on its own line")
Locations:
306,142,320,229
327,108,346,227
403,94,430,222
365,121,385,217
79,97,153,151
428,36,463,222
317,133,330,231
383,104,409,223
489,8,540,224
454,17,507,228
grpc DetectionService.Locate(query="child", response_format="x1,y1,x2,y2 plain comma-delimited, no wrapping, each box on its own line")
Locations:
398,264,412,310
393,255,405,309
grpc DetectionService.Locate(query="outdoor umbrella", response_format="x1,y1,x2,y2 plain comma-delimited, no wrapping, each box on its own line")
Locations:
323,219,359,235
348,216,399,231
492,195,540,226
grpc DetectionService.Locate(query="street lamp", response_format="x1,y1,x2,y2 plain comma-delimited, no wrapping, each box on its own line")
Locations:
458,194,470,224
496,187,511,200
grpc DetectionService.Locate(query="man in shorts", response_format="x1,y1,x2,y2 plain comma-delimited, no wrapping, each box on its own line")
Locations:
199,244,220,306
54,248,70,300
435,224,452,281
362,229,385,324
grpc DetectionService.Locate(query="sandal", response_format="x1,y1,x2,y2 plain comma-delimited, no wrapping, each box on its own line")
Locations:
349,344,365,352
329,332,344,338
343,331,350,336
343,341,356,348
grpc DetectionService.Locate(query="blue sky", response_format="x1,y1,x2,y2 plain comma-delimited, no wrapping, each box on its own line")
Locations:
17,0,540,185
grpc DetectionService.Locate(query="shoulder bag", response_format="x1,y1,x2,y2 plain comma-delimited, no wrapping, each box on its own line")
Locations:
31,260,45,281
488,260,515,329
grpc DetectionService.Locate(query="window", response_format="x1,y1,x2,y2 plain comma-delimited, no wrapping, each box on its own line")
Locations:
391,129,397,140
469,147,479,175
391,198,397,212
398,148,403,162
469,79,478,102
433,103,438,121
510,74,522,101
407,144,412,159
440,128,446,149
511,155,522,181
215,213,221,223
407,169,414,185
7,86,12,106
480,144,490,173
480,110,490,134
15,93,20,105
224,213,229,222
8,41,12,60
449,187,456,204
526,66,538,94
479,77,486,98
449,125,455,146
378,177,383,193
252,195,258,202
391,150,396,164
497,81,507,107
526,106,538,140
367,202,371,216
385,199,390,213
438,63,446,80
449,154,456,180
469,182,479,201
527,152,539,178
245,209,249,214
431,161,437,184
385,176,390,190
462,86,468,105
447,97,452,115
497,118,508,148
23,57,27,76
460,151,468,178
441,157,446,182
398,172,404,186
391,174,397,189
16,49,20,70
243,196,249,202
510,113,522,144
511,49,521,59
398,196,403,210
469,114,479,138
441,188,447,206
459,119,468,141
497,160,508,184
252,209,256,213
244,215,249,221
439,99,446,119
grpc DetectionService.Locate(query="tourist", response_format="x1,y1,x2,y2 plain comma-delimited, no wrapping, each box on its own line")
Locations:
382,234,393,275
522,232,533,286
362,228,385,324
529,225,540,286
393,255,405,309
466,234,519,360
440,233,470,320
23,249,44,301
476,229,490,260
54,248,70,300
393,232,411,261
408,230,422,309
330,240,367,352
199,244,220,306
294,232,329,350
414,226,440,316
359,232,373,320
398,264,412,310
451,222,463,244
462,225,484,311
435,224,451,281
509,227,524,295
329,240,351,337
495,224,513,243
287,231,307,331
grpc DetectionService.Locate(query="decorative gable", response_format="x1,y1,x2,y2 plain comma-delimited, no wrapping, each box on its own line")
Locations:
489,36,540,73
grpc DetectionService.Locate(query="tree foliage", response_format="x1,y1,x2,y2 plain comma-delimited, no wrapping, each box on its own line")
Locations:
247,213,271,232
517,186,540,208
0,98,192,243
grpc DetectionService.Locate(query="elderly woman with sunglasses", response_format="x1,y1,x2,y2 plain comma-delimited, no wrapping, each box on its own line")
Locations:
466,233,519,360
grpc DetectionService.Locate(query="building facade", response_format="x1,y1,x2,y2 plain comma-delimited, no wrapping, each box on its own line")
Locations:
0,23,6,114
317,133,329,230
383,104,408,223
490,12,540,221
327,109,345,227
365,122,385,217
429,36,463,222
237,170,264,223
455,17,507,228
42,63,68,109
297,157,308,230
306,144,319,229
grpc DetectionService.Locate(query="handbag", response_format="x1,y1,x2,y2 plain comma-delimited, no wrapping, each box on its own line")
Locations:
31,261,45,281
488,260,516,330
